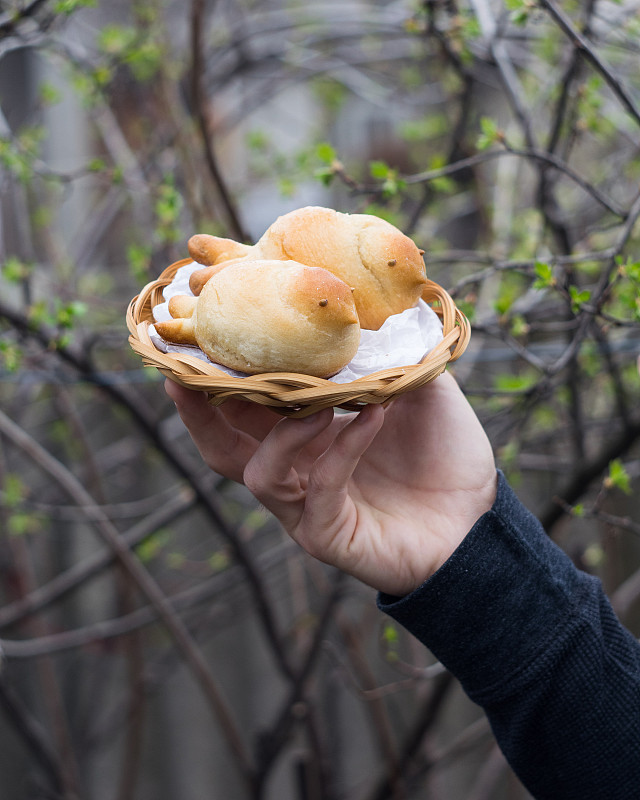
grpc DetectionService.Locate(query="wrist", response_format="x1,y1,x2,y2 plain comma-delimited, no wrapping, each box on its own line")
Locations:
388,472,498,599
431,472,498,574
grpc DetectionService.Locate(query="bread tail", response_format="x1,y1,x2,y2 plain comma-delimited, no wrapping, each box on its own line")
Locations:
189,265,217,295
154,316,197,346
188,234,252,266
156,294,198,344
168,294,197,319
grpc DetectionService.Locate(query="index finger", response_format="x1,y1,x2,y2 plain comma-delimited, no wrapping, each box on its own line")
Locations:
165,380,267,483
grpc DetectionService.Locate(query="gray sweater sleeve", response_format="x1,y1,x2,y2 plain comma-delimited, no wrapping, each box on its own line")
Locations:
377,472,640,800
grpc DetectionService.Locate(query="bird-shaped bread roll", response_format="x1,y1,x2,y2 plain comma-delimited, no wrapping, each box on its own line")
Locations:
154,260,361,377
187,206,427,330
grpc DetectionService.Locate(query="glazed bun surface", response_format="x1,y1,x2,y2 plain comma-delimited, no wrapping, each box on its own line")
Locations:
156,259,361,377
257,207,427,329
188,207,427,329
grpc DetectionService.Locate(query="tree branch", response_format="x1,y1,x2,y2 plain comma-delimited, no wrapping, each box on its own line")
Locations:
539,0,640,128
0,407,255,782
190,0,247,242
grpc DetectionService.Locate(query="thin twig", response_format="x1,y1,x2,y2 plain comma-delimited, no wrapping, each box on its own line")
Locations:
0,298,295,682
0,677,64,793
539,0,640,127
190,0,247,242
540,412,640,532
405,147,625,217
0,539,298,658
0,487,196,628
0,407,255,781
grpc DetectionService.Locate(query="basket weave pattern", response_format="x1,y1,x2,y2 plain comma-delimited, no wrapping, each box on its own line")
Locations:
127,258,471,417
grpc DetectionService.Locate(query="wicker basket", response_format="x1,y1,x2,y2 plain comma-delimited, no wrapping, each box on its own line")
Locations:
126,258,470,417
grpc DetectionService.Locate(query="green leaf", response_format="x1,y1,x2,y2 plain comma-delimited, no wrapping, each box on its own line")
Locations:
460,13,481,39
2,256,32,282
509,314,530,338
504,0,532,22
316,142,337,165
606,459,632,495
136,530,170,562
368,161,406,196
313,166,335,186
369,160,389,179
53,0,97,15
2,474,26,508
533,260,554,289
55,301,87,329
494,273,527,315
511,9,530,25
312,77,347,112
28,300,54,327
381,173,406,198
246,130,270,151
278,176,296,198
92,65,112,87
87,157,106,173
0,342,23,372
39,81,62,106
476,117,501,151
70,70,100,108
617,256,640,281
8,512,40,537
382,623,399,646
455,298,476,323
494,372,537,392
155,178,183,229
97,24,137,56
569,285,591,313
125,40,162,82
382,623,400,661
127,243,152,283
0,138,31,182
426,154,456,194
208,551,230,572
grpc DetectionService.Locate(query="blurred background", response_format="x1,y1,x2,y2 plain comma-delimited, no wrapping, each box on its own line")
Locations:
0,0,638,797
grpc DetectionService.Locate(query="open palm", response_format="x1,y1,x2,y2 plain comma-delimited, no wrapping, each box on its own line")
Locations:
165,371,496,596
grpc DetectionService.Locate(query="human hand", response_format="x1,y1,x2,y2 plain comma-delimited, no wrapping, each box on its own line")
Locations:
165,372,496,596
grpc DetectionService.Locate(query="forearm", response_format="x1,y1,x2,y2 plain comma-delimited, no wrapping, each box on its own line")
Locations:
378,472,640,800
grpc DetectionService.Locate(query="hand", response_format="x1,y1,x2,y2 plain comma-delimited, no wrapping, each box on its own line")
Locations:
165,372,497,596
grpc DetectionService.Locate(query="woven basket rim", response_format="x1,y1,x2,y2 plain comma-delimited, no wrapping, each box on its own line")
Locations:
126,258,471,416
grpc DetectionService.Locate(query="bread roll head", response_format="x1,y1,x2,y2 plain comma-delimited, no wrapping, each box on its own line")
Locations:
157,260,361,377
187,206,427,329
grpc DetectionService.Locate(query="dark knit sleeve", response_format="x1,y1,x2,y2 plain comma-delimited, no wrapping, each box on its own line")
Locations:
378,471,640,800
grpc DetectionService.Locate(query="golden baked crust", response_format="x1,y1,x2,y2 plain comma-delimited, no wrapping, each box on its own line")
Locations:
187,206,427,329
187,234,251,266
155,259,361,377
